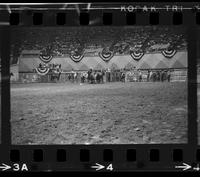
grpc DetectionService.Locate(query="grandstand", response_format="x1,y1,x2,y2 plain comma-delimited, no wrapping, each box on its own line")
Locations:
10,26,187,83
11,26,187,60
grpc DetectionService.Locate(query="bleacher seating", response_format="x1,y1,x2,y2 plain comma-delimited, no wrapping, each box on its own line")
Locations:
10,26,187,64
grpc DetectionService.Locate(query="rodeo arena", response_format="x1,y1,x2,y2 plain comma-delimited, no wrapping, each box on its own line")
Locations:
197,33,200,144
10,26,188,144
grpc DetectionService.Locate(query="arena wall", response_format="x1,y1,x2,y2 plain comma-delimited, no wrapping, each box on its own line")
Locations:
16,51,188,83
19,51,188,72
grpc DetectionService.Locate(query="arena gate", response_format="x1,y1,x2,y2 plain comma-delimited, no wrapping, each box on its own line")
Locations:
198,64,200,84
10,64,19,82
16,50,188,83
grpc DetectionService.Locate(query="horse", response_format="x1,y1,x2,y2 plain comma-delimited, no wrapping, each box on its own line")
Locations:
50,69,61,82
81,72,88,83
96,71,104,84
96,72,101,84
89,72,96,84
87,70,94,84
120,72,125,82
151,72,157,82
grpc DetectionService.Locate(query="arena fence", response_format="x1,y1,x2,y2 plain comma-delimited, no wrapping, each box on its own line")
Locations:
170,69,187,82
10,64,19,82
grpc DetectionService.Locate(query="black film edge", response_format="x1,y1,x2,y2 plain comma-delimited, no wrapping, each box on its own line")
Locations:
0,2,199,172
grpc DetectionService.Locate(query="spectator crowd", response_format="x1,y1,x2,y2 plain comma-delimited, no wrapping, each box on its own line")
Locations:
10,26,187,64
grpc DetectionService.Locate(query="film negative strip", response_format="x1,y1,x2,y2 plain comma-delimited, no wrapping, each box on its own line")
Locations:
0,2,199,172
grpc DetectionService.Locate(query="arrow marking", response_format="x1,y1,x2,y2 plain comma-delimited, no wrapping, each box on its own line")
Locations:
91,163,105,171
175,163,191,171
0,163,11,171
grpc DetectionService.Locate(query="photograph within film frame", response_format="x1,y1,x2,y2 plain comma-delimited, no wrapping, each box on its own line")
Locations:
198,29,200,145
0,2,198,172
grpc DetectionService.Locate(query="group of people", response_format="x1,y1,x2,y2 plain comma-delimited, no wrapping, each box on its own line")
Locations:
80,69,126,84
146,69,171,82
125,69,171,82
38,63,62,81
67,70,78,83
37,63,172,83
87,69,105,84
67,69,105,84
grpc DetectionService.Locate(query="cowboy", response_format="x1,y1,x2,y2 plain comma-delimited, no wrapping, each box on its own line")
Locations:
167,69,171,82
138,70,142,82
107,68,111,82
71,69,75,82
81,72,85,83
121,72,125,82
149,70,153,81
74,71,77,83
68,73,71,81
57,64,62,81
156,70,160,82
87,68,92,83
161,70,165,82
147,70,150,82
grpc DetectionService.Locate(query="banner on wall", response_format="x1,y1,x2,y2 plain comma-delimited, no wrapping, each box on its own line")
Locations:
130,51,144,61
39,54,53,63
99,48,114,62
70,51,84,62
161,49,177,58
35,67,50,75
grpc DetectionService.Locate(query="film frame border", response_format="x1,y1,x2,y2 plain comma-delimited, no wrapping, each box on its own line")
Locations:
0,2,198,172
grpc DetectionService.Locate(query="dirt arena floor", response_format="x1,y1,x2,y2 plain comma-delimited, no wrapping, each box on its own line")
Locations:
198,84,200,144
11,82,187,144
0,88,2,144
